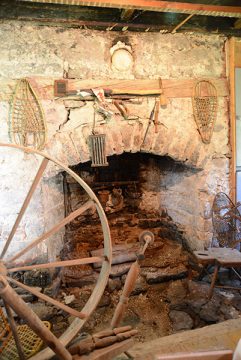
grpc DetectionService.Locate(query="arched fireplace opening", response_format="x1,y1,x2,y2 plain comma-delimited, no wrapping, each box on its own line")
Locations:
60,152,194,287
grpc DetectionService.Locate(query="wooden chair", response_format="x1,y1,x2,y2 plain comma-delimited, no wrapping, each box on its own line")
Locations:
193,193,241,298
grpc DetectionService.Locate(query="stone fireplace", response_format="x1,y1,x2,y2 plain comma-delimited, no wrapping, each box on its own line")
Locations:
44,91,229,261
0,22,230,264
0,20,236,347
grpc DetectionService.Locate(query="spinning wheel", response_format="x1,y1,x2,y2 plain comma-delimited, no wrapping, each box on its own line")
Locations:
0,143,112,359
212,192,241,248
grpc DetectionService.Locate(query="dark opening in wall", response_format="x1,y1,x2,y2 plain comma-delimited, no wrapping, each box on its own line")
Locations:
70,152,190,192
61,153,189,265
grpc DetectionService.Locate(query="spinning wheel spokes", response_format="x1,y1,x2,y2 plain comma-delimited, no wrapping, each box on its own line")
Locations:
8,256,103,272
8,199,95,264
7,277,87,319
0,157,49,259
0,143,112,360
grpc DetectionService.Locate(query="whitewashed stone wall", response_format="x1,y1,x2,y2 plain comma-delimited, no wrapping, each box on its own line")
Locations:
0,21,230,260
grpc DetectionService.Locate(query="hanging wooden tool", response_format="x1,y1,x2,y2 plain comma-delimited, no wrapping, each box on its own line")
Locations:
154,98,160,133
113,100,139,121
9,78,47,150
140,101,156,149
192,80,217,144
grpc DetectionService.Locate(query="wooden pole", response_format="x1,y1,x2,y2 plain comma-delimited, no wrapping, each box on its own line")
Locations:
229,37,236,203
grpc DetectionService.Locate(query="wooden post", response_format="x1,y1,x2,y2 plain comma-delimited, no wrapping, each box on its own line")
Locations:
229,37,236,203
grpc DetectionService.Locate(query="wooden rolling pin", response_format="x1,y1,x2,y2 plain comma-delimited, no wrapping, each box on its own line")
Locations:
68,326,137,356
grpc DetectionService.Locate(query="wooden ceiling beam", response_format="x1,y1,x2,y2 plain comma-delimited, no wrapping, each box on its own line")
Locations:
6,16,169,31
18,0,241,18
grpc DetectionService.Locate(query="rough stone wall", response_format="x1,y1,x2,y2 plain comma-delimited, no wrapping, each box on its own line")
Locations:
0,21,230,259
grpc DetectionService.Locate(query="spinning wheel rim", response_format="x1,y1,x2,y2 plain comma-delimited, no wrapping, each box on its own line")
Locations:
0,143,112,359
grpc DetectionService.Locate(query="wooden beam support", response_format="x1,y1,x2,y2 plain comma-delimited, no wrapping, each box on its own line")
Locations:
234,40,241,68
229,37,236,203
171,14,194,34
8,77,227,101
18,1,241,18
0,76,231,101
7,16,168,32
66,78,228,97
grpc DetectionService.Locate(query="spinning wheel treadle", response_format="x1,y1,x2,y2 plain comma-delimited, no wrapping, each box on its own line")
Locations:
0,143,112,360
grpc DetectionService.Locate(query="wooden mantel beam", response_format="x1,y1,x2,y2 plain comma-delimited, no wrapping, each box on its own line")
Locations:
18,0,241,18
0,77,229,101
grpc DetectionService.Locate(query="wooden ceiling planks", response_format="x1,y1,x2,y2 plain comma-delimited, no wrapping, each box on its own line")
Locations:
0,0,237,35
18,0,241,18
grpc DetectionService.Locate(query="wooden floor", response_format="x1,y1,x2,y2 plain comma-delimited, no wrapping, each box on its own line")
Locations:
127,318,241,360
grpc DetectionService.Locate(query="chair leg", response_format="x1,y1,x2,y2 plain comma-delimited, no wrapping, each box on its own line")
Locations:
197,265,208,281
208,264,219,300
